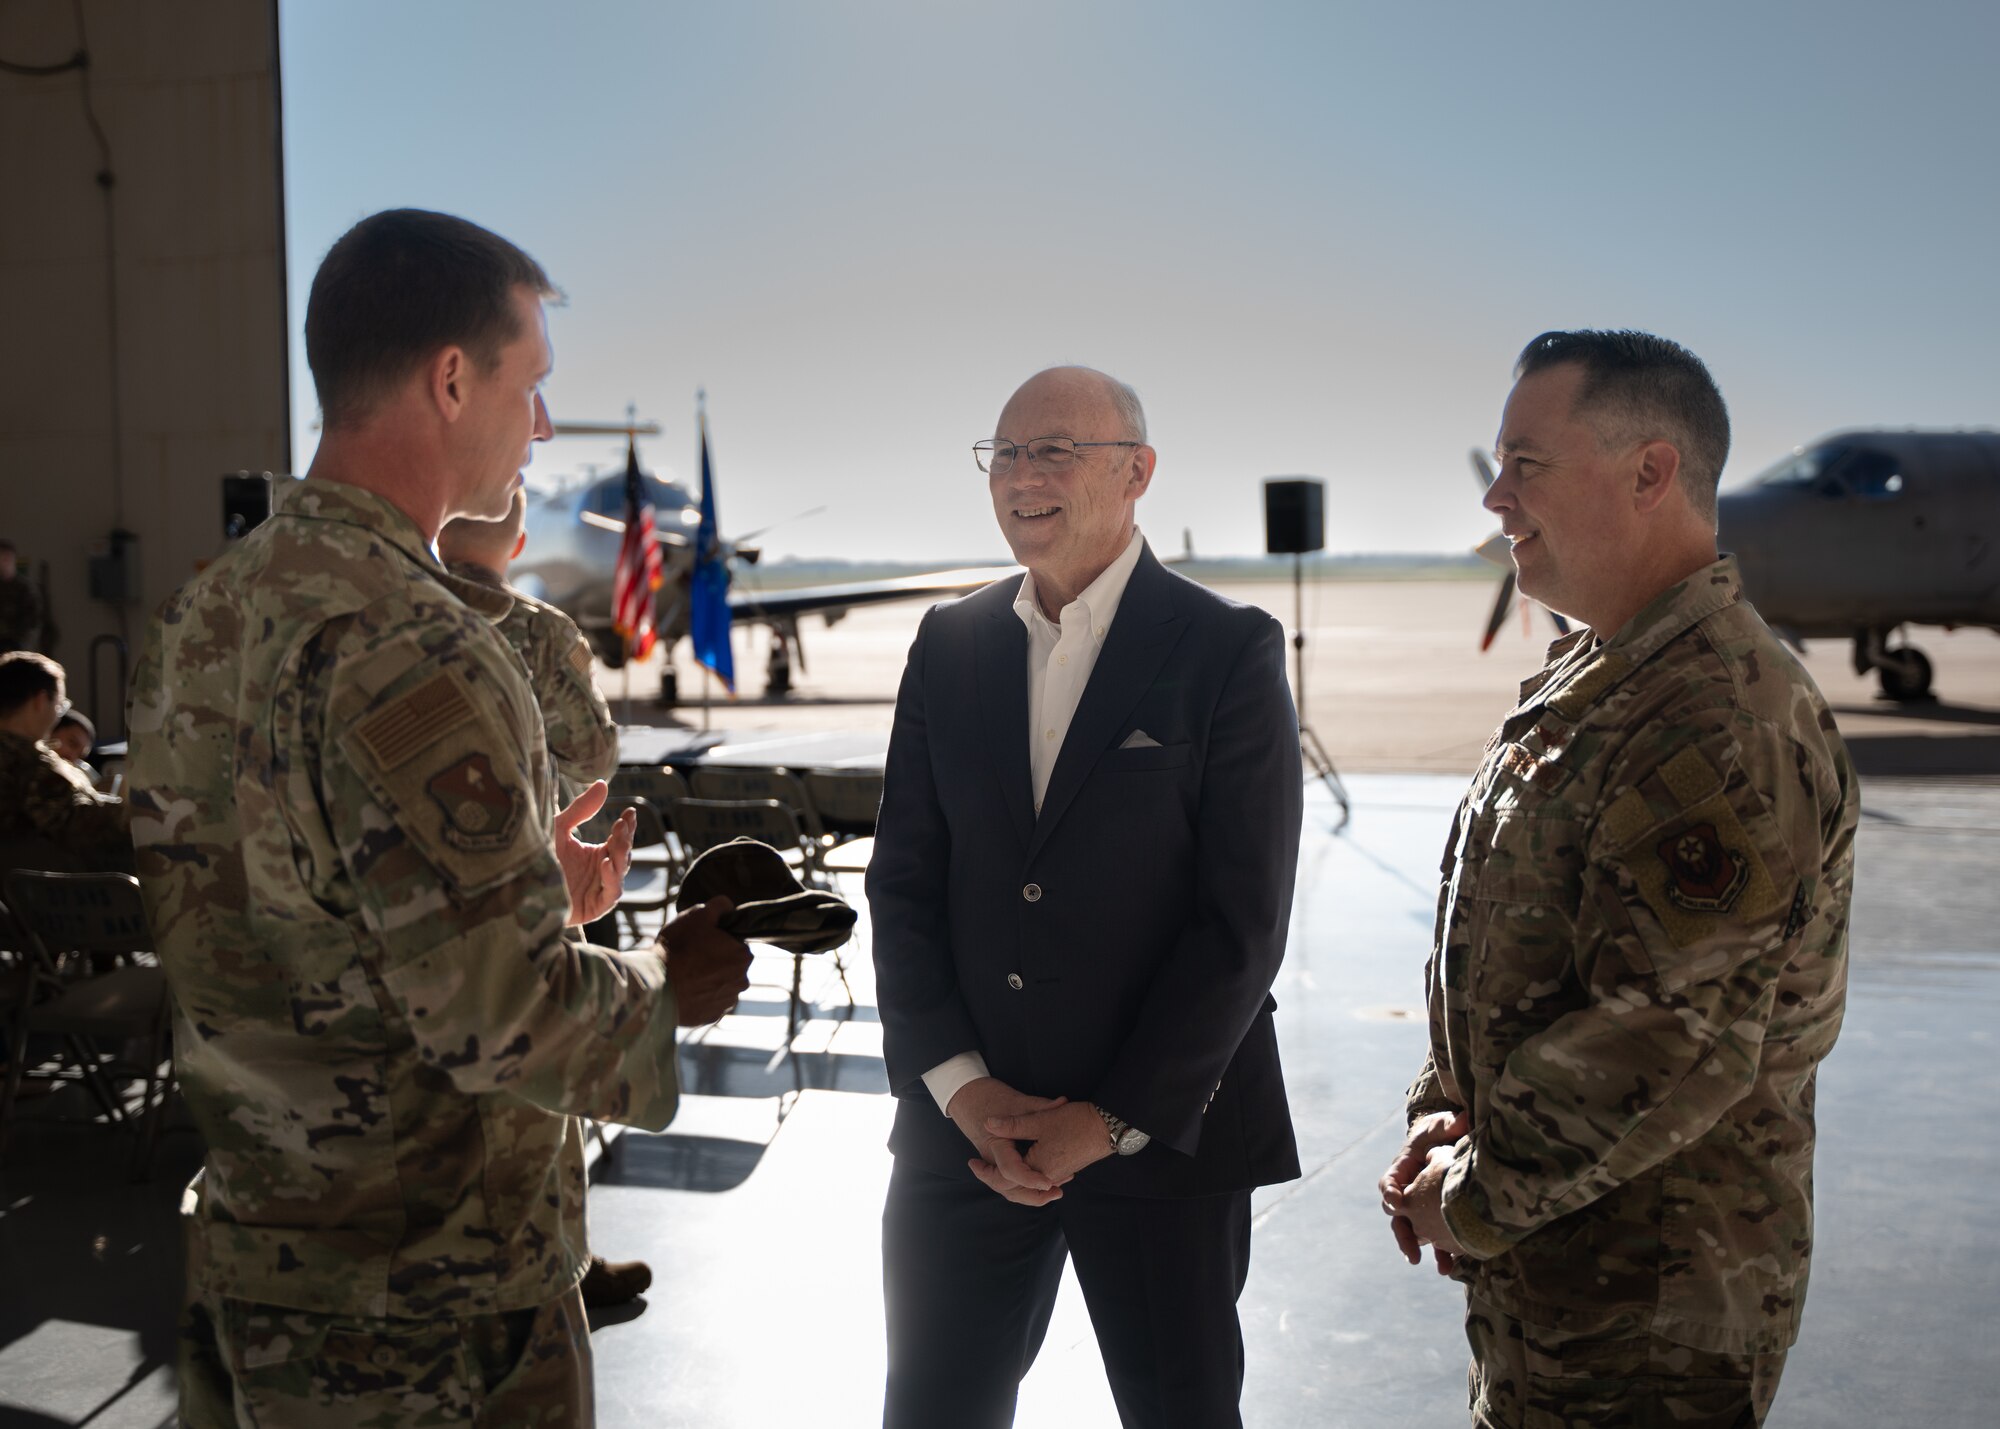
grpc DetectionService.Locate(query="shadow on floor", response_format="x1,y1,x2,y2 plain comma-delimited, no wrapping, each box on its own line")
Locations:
678,1042,887,1100
595,1133,768,1194
1843,731,2000,777
0,1100,200,1429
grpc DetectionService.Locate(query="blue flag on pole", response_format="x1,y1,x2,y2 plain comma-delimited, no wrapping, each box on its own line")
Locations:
690,408,735,693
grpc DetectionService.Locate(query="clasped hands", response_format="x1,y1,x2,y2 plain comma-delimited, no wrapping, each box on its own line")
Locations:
947,1076,1114,1206
1378,1109,1470,1275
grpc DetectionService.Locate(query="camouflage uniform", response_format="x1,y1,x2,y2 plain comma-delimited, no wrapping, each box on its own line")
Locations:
445,561,617,796
0,727,128,866
1407,558,1857,1426
128,480,682,1425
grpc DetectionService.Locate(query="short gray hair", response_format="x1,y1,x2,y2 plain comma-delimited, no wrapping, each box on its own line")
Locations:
1105,374,1147,443
1036,365,1147,443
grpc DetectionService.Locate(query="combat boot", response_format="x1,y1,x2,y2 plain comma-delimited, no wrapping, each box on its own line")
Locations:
579,1253,652,1308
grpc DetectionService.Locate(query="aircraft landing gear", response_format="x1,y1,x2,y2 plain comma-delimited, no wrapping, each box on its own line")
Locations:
1877,647,1933,702
765,630,793,698
1854,628,1935,702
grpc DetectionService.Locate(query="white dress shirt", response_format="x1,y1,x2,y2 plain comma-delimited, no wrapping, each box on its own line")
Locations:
922,528,1147,1116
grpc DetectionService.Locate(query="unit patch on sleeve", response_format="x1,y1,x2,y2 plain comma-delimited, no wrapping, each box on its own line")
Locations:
1656,822,1750,914
426,753,524,851
1600,744,1793,979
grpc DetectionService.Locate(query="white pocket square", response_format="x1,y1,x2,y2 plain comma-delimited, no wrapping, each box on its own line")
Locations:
1119,729,1162,749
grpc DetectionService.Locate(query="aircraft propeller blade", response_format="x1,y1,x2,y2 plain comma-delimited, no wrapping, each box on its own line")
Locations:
1474,531,1511,567
578,509,690,546
732,505,829,546
1470,449,1497,489
1480,570,1516,652
551,420,663,438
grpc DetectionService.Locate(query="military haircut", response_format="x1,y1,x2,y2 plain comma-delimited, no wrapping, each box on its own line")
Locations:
55,707,96,743
306,209,558,430
1515,329,1731,524
0,649,61,714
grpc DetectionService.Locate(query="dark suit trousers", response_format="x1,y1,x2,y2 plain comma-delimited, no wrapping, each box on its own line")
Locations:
881,1161,1253,1429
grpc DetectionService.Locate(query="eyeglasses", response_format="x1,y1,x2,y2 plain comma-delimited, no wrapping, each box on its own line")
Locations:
973,437,1142,475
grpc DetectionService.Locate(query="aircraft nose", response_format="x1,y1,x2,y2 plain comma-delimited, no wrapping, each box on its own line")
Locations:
1716,488,1792,612
1717,489,1770,566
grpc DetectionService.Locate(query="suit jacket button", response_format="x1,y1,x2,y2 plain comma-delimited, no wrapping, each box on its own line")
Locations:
1022,883,1042,902
1007,973,1024,990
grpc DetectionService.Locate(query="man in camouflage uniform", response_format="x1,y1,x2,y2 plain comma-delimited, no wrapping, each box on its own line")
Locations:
0,650,127,868
1380,331,1857,1427
128,209,754,1427
436,492,653,1311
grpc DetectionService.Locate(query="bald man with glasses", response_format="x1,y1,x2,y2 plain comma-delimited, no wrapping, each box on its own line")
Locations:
869,366,1305,1428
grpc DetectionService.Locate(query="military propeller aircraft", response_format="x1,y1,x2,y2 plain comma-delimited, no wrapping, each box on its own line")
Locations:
1470,429,2000,702
512,419,1017,702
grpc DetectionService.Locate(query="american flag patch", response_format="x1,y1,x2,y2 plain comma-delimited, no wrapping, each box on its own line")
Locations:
568,638,594,678
354,675,475,770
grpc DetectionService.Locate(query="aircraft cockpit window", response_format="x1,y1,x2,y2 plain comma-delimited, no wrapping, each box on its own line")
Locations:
1756,446,1847,494
1844,449,1905,498
1755,444,1904,499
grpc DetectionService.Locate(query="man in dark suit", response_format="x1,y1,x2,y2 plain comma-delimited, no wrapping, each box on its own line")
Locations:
868,366,1305,1428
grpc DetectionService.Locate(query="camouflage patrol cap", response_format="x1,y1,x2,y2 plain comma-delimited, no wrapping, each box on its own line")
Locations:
674,837,856,954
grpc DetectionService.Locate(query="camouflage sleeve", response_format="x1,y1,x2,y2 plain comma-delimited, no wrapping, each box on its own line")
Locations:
33,751,128,856
522,604,617,788
1440,718,1816,1259
316,619,680,1131
1404,1048,1460,1125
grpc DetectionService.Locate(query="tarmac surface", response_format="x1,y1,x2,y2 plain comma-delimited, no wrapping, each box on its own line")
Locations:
2,578,1996,1426
617,576,2000,778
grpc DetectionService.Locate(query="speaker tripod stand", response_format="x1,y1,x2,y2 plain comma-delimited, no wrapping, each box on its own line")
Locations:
1289,550,1350,828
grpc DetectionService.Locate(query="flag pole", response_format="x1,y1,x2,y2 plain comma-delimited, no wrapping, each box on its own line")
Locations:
698,386,711,734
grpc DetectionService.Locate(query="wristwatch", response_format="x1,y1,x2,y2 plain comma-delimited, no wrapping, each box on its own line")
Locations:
1095,1104,1152,1156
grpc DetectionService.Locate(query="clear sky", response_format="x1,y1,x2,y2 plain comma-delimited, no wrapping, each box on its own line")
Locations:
279,0,2000,562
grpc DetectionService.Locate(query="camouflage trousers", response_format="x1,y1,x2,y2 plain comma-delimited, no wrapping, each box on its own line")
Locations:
1465,1295,1787,1428
179,1285,591,1427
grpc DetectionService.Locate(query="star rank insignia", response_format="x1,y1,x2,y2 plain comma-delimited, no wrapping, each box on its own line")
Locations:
1656,822,1751,914
426,752,523,852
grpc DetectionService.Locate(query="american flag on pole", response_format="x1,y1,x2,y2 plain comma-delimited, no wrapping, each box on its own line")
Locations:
611,438,663,660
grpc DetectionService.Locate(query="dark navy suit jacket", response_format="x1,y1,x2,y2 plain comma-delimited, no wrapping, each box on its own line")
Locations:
867,543,1304,1198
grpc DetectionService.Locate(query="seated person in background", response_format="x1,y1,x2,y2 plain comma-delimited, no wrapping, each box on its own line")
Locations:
50,708,104,787
0,540,42,653
0,651,129,870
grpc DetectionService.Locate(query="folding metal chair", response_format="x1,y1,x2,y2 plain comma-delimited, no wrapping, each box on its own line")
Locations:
801,770,882,878
670,797,856,1045
0,872,171,1175
610,765,693,888
611,763,692,811
687,766,830,879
